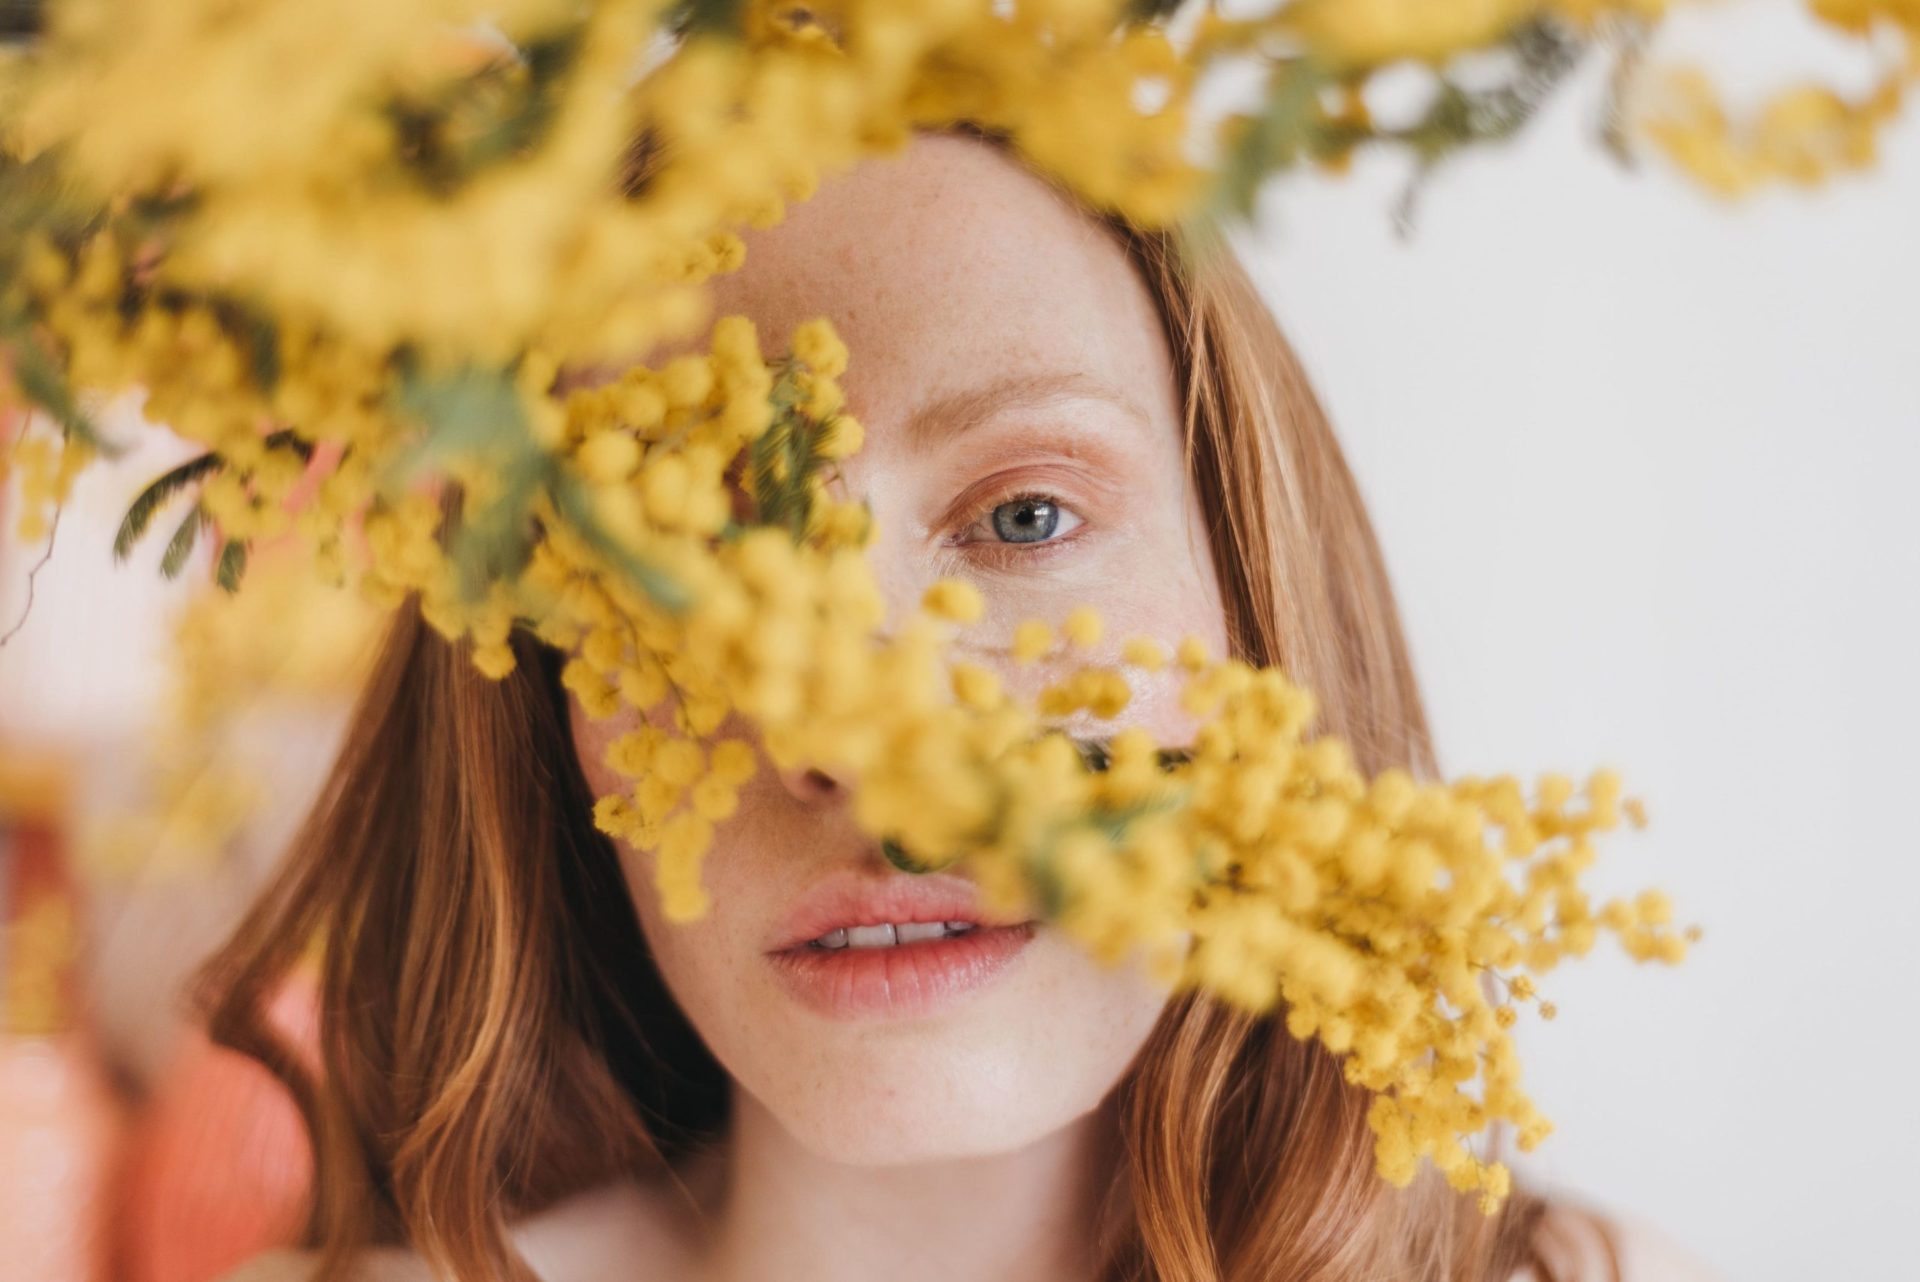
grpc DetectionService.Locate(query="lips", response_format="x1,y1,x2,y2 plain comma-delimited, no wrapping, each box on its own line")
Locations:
763,868,1039,1020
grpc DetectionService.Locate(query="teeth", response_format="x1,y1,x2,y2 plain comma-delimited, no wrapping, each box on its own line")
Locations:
807,921,977,950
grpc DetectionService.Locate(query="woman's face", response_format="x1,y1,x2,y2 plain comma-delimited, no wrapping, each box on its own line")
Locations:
570,132,1231,1166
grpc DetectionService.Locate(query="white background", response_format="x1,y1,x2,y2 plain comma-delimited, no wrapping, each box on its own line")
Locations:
1230,14,1919,1279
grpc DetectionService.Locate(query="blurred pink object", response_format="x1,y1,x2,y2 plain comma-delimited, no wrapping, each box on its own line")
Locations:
117,974,318,1282
0,758,124,1282
0,1031,123,1282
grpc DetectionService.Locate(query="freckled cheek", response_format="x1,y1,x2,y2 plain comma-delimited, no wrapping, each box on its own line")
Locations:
1033,929,1179,1045
1118,667,1207,743
616,828,775,1033
972,581,1224,746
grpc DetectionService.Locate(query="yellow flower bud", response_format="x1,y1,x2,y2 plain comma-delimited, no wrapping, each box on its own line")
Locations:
576,430,642,482
815,412,863,459
642,453,691,526
1122,636,1168,670
951,662,1001,709
1062,605,1103,648
661,355,716,408
922,578,984,624
1012,619,1053,663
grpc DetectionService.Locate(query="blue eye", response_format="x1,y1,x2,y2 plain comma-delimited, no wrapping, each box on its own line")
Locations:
992,496,1061,544
956,490,1085,554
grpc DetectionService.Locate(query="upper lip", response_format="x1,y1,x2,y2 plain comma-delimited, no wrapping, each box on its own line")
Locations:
766,867,1035,953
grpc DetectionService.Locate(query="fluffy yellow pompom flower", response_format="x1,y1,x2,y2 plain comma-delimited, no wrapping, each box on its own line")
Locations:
577,431,642,482
1062,605,1104,648
1122,636,1168,671
1283,0,1535,66
814,413,864,459
711,739,759,786
792,317,849,379
950,662,1003,710
1012,619,1054,663
922,578,985,624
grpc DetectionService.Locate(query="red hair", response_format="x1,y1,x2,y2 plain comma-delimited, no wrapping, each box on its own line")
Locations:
195,126,1624,1282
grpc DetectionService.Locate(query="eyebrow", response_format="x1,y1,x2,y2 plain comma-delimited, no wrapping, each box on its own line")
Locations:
899,370,1149,449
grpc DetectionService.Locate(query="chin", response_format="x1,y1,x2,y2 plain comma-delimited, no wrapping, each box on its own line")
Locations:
761,1054,1096,1167
732,947,1171,1167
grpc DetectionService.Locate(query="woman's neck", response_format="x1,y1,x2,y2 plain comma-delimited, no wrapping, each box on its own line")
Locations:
682,1088,1126,1282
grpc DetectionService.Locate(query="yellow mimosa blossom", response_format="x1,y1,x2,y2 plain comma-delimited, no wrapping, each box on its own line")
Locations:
2,0,1826,1213
1062,604,1104,647
1283,0,1537,66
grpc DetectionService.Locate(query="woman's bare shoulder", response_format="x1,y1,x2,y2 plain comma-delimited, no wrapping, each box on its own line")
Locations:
1512,1202,1725,1282
212,1252,306,1282
213,1248,432,1282
210,1167,710,1282
1605,1213,1724,1282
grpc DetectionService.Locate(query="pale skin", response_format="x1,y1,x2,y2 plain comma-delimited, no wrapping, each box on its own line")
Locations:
225,134,1722,1282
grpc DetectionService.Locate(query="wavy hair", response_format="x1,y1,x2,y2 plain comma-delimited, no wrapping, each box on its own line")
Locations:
196,124,1623,1282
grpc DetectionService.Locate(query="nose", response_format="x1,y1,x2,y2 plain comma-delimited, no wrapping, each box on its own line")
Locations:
776,764,844,805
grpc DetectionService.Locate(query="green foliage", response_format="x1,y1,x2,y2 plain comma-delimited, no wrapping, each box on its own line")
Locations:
1200,17,1589,237
1207,58,1335,225
450,459,549,598
0,151,94,247
665,0,747,38
392,364,530,474
1400,20,1585,159
112,430,312,564
747,359,837,541
880,837,940,875
1072,735,1194,774
383,30,584,196
214,537,248,593
393,361,688,609
1125,0,1188,23
548,470,689,612
3,324,118,456
158,506,206,579
114,453,222,561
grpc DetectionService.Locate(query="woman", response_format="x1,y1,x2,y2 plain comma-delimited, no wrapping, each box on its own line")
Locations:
208,128,1715,1281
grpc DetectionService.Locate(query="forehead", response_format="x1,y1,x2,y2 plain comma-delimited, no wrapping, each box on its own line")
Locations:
694,132,1176,437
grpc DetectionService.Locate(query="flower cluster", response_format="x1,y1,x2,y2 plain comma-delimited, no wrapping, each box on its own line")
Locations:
5,0,1872,1209
497,319,1701,1210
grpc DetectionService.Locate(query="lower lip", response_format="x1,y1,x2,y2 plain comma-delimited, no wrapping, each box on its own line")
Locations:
765,923,1038,1021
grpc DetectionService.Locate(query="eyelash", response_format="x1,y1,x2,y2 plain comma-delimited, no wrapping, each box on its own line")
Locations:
950,488,1087,563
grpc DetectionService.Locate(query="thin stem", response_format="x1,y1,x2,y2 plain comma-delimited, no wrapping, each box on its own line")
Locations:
0,499,61,649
